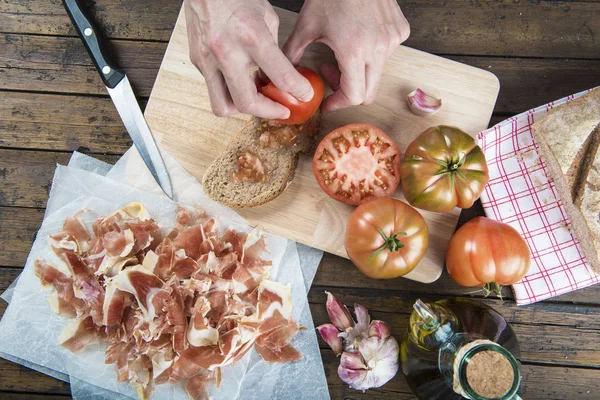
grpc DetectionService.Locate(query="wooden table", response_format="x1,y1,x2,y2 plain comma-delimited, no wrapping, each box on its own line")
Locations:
1,1,599,399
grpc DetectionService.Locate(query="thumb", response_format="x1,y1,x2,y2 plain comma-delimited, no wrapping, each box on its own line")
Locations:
282,22,318,65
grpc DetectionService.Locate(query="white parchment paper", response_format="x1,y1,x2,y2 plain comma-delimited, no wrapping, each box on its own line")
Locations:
0,152,328,399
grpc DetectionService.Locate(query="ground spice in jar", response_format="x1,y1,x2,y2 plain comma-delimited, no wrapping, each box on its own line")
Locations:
466,350,514,398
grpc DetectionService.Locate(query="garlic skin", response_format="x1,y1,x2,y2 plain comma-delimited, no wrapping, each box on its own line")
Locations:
407,88,442,116
317,293,399,392
316,323,343,356
325,291,354,331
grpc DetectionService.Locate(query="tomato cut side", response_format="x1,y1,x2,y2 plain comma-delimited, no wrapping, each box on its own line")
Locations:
312,124,402,205
260,66,324,125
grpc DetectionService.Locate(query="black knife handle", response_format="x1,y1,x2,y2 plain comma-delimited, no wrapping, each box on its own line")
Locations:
62,0,125,88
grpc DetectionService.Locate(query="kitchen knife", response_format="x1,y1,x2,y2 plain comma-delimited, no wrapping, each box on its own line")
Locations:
62,0,173,199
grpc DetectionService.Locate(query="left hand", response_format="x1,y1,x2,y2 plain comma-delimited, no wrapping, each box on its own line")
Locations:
283,0,410,113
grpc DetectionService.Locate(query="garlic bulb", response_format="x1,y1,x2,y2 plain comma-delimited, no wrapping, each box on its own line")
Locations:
317,292,399,391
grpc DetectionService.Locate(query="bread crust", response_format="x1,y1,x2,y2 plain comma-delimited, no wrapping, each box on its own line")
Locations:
532,88,600,271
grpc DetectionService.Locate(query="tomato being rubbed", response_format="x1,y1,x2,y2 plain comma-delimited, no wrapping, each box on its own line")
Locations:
260,66,324,125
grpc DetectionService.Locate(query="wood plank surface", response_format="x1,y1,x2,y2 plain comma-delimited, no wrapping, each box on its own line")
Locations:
0,149,120,208
0,34,164,97
2,33,599,115
2,0,599,60
0,92,133,153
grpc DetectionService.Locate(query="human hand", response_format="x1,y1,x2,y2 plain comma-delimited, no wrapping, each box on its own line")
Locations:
184,0,314,119
283,0,410,113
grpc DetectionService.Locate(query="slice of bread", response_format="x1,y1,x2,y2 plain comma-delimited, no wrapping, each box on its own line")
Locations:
202,111,321,208
531,88,600,271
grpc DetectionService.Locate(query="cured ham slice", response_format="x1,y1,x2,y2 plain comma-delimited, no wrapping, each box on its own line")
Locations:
185,369,220,400
59,316,100,352
34,203,303,400
62,251,105,325
34,259,84,318
108,265,164,317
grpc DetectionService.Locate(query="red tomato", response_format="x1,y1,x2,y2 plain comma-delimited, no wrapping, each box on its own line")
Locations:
446,217,531,296
345,198,429,279
312,124,402,205
260,66,324,125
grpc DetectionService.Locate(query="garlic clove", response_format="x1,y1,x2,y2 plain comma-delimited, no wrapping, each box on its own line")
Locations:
407,88,442,116
368,320,392,341
340,351,367,370
325,291,354,331
317,323,343,356
354,303,371,331
338,364,370,391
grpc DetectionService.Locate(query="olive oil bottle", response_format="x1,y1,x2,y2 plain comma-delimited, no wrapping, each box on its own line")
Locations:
401,298,521,400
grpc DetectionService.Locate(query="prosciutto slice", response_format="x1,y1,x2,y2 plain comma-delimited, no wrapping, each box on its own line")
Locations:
34,203,303,400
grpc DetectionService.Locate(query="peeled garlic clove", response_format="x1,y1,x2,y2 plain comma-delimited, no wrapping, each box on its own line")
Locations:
317,324,343,356
407,88,442,116
368,320,392,341
325,291,354,331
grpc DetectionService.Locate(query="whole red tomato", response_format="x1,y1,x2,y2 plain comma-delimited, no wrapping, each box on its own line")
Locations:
345,198,429,279
446,217,531,296
260,66,324,125
400,126,489,212
313,124,402,205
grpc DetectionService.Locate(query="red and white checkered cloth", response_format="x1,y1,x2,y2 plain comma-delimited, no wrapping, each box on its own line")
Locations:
477,88,599,305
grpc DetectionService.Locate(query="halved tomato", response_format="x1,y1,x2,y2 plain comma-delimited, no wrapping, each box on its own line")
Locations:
260,66,325,125
312,124,402,205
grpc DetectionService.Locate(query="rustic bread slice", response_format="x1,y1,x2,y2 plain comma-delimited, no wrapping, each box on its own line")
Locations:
532,88,600,188
202,111,321,208
578,128,600,270
532,88,600,271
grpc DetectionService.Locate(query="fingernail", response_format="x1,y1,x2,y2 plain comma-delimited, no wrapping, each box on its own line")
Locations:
300,86,314,102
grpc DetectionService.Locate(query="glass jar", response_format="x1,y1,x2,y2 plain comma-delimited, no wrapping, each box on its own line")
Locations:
401,298,521,400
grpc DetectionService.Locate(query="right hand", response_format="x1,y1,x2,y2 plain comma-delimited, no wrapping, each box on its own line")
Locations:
184,0,314,119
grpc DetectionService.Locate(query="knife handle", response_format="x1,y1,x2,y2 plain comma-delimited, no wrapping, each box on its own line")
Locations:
62,0,125,89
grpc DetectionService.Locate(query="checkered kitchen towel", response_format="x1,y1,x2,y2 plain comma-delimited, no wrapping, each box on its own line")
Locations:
476,88,599,305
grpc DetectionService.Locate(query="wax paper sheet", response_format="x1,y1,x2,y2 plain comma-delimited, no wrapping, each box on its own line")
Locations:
0,159,329,399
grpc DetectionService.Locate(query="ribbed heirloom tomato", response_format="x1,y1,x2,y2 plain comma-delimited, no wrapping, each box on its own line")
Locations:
260,66,325,125
313,124,402,205
400,126,489,212
446,217,531,296
345,198,429,279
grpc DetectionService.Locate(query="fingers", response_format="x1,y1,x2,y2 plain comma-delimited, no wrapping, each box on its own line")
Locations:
282,17,319,65
320,63,341,91
221,53,291,120
321,56,366,113
364,60,386,105
250,40,314,102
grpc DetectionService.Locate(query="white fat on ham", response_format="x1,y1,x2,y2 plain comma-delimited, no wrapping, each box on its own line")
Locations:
108,265,164,318
255,280,292,321
106,202,151,222
59,316,98,352
187,297,219,347
142,250,159,273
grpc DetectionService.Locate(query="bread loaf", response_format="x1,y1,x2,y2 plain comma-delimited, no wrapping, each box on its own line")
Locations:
531,88,600,271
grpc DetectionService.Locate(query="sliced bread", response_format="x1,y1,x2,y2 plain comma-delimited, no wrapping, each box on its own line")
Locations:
531,88,600,271
202,111,321,208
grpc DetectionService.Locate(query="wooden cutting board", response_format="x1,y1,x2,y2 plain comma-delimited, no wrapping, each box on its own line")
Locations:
145,6,500,283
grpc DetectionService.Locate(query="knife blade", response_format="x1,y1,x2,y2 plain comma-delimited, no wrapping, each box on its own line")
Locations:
62,0,173,199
